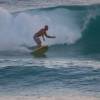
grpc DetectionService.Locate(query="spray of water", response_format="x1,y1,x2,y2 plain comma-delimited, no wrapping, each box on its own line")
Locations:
0,7,82,50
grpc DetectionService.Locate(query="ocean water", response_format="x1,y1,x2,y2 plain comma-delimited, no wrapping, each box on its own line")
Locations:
0,2,100,99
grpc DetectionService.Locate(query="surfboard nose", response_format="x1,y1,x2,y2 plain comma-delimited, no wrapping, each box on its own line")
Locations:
31,45,48,57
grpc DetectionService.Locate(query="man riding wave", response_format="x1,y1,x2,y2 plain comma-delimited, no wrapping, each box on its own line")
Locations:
33,25,56,47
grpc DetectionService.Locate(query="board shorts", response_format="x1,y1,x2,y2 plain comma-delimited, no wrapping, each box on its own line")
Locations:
33,34,41,44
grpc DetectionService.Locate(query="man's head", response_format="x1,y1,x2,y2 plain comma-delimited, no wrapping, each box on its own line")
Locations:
44,25,48,30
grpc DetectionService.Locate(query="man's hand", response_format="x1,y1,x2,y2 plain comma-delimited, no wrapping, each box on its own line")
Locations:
43,38,45,41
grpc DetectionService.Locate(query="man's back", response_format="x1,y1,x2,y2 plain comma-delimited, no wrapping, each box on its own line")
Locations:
35,28,46,37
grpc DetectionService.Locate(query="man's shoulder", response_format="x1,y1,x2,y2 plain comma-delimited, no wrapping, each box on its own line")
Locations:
39,28,43,31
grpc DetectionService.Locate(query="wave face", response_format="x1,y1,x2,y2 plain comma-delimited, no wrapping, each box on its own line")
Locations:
0,5,100,56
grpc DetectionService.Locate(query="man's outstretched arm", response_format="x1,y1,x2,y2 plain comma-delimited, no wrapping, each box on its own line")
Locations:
45,33,56,38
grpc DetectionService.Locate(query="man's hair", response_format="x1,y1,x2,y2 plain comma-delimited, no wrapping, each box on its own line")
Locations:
44,25,48,29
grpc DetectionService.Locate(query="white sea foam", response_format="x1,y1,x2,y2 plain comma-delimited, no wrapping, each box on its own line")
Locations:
0,57,100,69
0,95,99,100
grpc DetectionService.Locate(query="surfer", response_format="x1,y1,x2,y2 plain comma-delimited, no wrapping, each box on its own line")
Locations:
33,25,56,47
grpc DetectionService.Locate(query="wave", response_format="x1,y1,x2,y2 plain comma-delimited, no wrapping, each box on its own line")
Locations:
0,58,100,96
0,5,100,56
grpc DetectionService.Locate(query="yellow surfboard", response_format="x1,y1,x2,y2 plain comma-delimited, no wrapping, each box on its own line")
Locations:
31,45,48,57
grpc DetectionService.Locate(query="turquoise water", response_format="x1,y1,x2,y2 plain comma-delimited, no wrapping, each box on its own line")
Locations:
0,57,100,97
0,4,100,99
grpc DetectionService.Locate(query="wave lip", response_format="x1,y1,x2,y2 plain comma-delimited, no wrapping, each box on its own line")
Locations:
0,0,100,12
